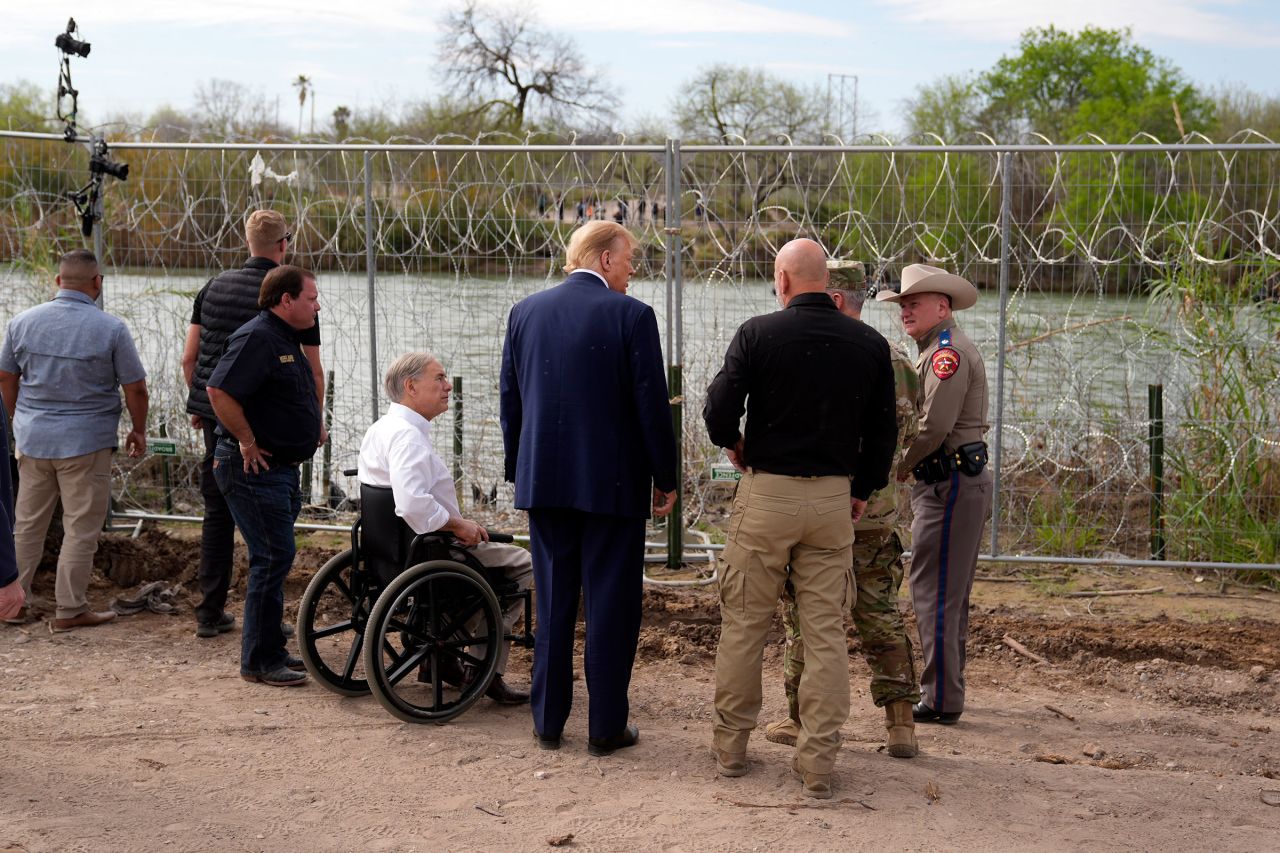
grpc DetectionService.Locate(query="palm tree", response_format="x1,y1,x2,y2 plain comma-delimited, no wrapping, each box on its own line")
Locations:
292,75,312,137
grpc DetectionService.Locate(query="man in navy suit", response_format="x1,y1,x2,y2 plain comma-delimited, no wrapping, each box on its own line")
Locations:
501,220,678,756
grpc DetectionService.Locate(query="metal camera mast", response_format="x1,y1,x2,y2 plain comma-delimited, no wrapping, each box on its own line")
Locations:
55,17,129,245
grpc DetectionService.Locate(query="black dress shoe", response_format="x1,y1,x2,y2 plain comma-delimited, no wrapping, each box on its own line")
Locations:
587,723,640,757
416,654,468,687
485,675,530,705
912,702,962,725
534,728,561,751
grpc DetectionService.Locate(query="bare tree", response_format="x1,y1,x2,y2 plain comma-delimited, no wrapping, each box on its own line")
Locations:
438,0,616,130
193,79,279,139
675,65,826,144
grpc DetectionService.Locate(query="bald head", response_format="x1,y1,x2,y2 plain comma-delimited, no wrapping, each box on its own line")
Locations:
772,239,829,307
56,249,101,297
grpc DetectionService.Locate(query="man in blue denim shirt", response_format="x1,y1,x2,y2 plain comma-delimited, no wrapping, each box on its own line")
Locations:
0,250,148,631
207,265,322,687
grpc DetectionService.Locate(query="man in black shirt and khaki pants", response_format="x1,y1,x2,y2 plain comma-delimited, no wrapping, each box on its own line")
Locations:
703,239,898,798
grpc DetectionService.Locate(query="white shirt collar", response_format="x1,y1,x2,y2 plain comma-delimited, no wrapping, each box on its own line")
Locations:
576,268,609,288
389,401,432,435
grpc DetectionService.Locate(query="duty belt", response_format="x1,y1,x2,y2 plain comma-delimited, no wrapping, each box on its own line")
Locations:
912,441,989,485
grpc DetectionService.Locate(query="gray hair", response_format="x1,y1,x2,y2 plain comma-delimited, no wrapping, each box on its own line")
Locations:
384,351,439,403
828,286,867,313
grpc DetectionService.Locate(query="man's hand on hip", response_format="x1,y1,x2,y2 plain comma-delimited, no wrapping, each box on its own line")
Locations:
240,440,272,474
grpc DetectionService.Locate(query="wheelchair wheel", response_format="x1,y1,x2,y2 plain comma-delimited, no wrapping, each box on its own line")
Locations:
364,560,503,724
297,549,379,696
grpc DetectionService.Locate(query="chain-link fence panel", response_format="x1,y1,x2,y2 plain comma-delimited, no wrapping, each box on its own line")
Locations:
1,131,1277,569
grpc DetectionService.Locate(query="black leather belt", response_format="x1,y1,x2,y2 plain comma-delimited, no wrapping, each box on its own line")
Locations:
912,442,988,484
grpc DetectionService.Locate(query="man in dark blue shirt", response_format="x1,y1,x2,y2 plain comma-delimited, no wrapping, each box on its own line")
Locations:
207,265,322,687
0,408,22,621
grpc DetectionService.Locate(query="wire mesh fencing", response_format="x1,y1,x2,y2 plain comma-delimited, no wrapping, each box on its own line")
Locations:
1,130,1277,569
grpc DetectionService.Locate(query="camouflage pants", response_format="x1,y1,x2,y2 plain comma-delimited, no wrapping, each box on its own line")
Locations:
781,528,919,716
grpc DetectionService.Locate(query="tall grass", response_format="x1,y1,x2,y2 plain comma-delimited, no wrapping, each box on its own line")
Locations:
1148,268,1280,574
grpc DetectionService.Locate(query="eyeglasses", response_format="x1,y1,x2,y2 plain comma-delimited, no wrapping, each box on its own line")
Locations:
280,231,293,243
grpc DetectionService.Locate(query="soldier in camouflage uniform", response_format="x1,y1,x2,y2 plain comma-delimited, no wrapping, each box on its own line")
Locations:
764,260,923,758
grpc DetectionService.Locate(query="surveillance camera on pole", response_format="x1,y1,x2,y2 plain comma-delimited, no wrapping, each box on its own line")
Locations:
55,18,128,238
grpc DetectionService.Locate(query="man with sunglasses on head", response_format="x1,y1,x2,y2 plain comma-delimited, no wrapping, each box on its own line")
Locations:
0,250,148,631
183,210,326,640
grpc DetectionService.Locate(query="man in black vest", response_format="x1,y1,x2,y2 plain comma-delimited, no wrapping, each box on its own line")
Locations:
183,210,326,638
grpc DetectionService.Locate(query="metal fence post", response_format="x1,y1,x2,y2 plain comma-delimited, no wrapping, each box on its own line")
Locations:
664,139,685,569
364,150,379,425
990,150,1013,557
1148,384,1166,560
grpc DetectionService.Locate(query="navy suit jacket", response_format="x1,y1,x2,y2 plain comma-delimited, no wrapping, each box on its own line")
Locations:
500,272,678,518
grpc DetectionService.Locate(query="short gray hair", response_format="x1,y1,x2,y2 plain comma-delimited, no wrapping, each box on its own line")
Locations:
828,286,867,313
384,352,439,403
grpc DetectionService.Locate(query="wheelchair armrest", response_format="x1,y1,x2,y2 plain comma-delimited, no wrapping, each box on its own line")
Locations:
409,531,456,550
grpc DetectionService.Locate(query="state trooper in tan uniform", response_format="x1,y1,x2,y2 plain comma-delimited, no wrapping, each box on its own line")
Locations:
877,263,991,725
764,260,923,758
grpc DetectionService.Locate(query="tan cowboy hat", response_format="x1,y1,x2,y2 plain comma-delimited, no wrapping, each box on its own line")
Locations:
875,263,977,310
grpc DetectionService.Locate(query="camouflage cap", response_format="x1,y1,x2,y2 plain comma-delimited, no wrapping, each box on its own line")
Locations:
826,259,867,290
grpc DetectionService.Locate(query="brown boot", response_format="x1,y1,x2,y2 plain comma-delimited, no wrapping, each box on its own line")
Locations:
791,757,833,799
885,700,919,758
763,717,799,746
50,610,116,633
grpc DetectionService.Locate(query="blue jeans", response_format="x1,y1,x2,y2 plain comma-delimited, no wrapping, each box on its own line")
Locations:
212,440,301,675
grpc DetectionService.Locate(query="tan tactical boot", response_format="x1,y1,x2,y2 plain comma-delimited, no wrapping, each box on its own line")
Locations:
715,748,748,777
885,700,919,758
791,757,833,799
763,717,799,746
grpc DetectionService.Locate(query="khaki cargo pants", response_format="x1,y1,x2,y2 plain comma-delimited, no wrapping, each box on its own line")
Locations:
713,471,853,776
13,448,113,619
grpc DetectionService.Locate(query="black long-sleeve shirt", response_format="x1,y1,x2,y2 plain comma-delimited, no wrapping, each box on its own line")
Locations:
703,292,898,500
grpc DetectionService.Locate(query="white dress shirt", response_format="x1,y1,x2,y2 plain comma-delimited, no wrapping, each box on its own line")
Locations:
357,402,460,534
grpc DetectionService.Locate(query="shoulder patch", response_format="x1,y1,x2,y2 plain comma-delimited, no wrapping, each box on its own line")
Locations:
931,348,959,380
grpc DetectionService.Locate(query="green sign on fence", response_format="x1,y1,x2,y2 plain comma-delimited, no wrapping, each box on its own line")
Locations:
710,464,741,482
147,438,178,456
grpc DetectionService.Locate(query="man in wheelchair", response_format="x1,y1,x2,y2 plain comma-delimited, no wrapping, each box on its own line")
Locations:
358,352,533,705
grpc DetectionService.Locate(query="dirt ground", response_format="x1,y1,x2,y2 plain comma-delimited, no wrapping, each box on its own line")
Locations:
2,527,1278,852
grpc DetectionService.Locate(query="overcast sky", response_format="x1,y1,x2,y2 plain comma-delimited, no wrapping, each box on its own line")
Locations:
3,0,1277,137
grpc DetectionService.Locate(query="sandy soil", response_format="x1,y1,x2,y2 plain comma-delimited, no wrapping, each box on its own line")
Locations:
2,528,1278,852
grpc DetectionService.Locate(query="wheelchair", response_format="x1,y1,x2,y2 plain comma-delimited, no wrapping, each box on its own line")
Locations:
296,473,533,724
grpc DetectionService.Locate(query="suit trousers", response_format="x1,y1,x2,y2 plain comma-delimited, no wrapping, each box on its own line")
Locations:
13,449,113,619
713,471,854,776
527,508,645,740
908,467,993,714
